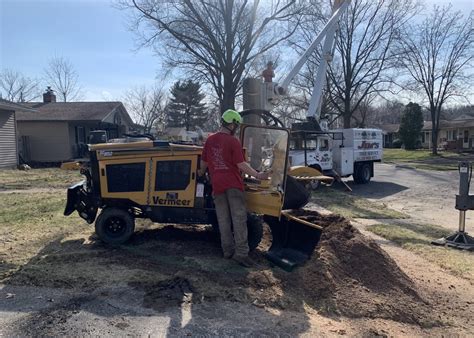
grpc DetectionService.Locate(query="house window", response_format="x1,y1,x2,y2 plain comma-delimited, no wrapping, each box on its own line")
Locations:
447,130,454,141
421,133,425,143
464,130,469,143
75,126,86,144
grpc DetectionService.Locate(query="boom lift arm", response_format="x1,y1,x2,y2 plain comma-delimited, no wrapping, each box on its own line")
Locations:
269,0,350,125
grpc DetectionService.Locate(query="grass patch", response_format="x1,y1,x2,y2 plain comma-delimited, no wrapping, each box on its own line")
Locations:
383,149,462,171
0,192,81,231
0,191,88,281
0,168,82,190
368,223,474,281
405,163,458,171
312,187,408,219
383,148,461,162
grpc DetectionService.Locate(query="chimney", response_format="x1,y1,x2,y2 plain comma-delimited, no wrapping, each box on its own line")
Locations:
43,86,56,103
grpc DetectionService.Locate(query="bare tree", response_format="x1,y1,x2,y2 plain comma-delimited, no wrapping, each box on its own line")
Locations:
124,84,166,134
290,0,418,128
44,56,82,102
119,0,303,112
397,6,474,154
0,69,41,102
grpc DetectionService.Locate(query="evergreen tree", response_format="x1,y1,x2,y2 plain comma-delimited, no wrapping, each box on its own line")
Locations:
166,80,207,131
399,102,424,150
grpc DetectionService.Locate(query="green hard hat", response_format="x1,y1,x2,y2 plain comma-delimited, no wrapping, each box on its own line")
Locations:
221,109,242,124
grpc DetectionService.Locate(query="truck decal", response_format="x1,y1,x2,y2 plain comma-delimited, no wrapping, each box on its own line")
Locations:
152,196,191,206
358,141,380,149
355,150,381,161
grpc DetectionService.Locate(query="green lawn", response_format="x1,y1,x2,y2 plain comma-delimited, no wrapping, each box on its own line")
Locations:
383,149,463,170
0,168,82,190
368,222,474,281
383,148,461,162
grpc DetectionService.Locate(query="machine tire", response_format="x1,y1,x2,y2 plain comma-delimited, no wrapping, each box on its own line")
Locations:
354,163,371,184
247,213,263,251
283,175,310,210
95,207,135,245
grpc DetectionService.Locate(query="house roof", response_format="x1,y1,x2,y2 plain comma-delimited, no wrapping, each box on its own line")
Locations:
378,123,399,133
16,101,131,123
422,119,474,130
380,117,474,133
453,113,474,120
0,98,37,112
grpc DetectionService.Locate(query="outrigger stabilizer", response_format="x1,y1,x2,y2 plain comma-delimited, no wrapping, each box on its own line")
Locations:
432,161,474,250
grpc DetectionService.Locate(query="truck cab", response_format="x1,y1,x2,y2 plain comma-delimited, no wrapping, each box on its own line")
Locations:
289,130,340,174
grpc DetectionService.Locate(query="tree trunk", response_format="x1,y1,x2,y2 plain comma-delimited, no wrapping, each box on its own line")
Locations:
431,128,438,155
221,86,235,113
343,114,351,128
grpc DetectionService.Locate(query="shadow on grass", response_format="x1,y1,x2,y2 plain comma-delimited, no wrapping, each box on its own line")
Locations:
367,222,451,247
313,186,408,219
348,181,409,199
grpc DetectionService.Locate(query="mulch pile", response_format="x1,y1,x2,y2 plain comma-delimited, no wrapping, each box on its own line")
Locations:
246,210,439,326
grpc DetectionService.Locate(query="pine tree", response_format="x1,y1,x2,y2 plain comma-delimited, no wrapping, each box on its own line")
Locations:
166,80,207,131
399,102,424,150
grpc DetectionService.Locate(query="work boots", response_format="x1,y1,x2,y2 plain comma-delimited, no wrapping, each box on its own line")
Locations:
232,255,255,268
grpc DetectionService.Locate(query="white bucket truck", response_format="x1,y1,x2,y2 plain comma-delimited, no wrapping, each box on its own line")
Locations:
289,128,383,184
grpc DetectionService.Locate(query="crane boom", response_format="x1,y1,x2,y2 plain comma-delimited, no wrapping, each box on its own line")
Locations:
277,0,349,121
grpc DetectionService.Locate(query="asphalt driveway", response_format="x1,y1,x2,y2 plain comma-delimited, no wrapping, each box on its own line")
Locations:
349,163,465,231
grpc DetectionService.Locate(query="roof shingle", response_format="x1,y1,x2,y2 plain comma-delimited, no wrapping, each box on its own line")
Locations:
16,101,124,121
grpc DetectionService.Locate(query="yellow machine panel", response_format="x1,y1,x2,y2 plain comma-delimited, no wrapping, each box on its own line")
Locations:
244,190,283,217
99,157,151,206
149,155,198,208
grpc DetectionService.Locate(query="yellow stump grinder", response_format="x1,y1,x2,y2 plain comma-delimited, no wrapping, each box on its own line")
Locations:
64,110,323,271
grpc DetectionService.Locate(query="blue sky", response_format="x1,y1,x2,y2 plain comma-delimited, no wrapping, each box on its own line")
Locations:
1,0,160,101
1,0,473,102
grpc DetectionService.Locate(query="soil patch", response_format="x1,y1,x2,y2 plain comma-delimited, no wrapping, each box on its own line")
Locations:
3,212,440,328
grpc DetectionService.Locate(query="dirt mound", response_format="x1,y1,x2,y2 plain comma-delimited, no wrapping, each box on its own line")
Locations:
246,210,439,326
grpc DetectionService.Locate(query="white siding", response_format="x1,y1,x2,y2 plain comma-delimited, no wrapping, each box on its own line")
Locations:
0,110,18,168
17,121,71,162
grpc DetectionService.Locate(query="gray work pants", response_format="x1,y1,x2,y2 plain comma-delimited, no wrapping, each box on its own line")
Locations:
213,188,248,257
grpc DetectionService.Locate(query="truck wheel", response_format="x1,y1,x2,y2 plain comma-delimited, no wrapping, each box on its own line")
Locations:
95,208,135,245
354,163,371,184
